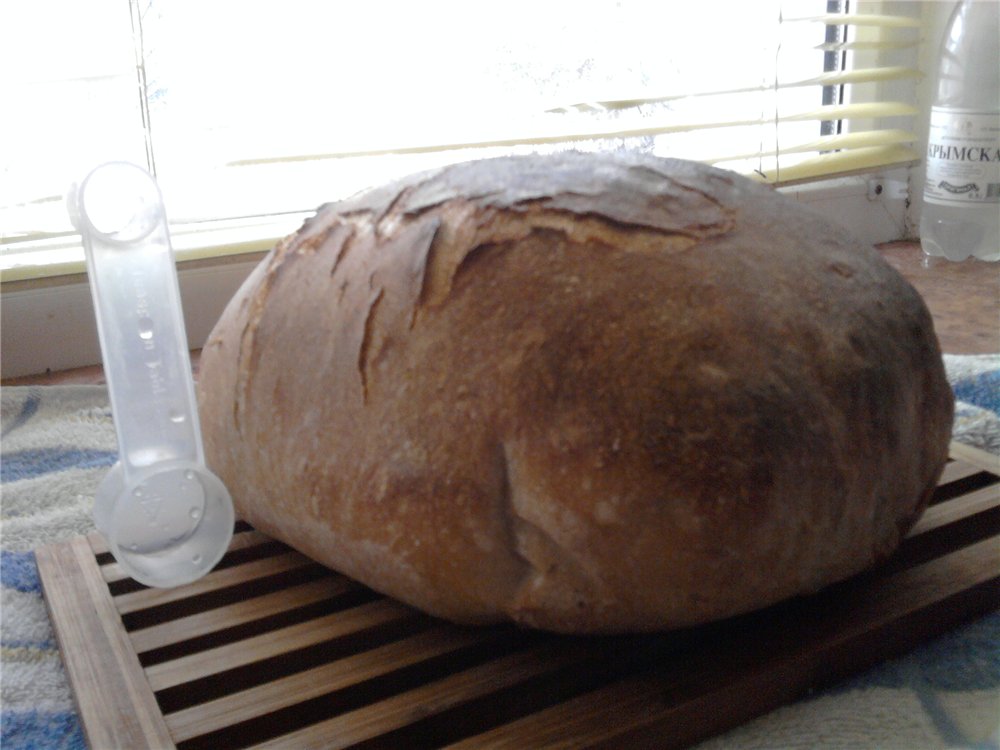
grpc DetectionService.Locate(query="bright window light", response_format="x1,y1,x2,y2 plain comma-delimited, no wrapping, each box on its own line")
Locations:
4,0,922,277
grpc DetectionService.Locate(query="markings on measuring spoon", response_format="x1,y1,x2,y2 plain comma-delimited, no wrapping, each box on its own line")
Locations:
146,360,168,397
134,485,163,524
133,270,157,352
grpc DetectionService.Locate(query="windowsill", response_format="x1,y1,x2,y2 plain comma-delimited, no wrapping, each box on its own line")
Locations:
875,241,1000,355
0,212,309,285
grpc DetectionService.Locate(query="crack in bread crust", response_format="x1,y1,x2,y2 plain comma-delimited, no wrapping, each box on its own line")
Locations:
357,288,384,405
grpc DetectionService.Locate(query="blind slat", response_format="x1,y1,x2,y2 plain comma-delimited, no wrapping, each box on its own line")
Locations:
784,13,922,28
552,66,919,113
798,65,919,87
816,39,918,52
746,144,920,185
783,100,919,122
704,128,916,165
229,102,920,167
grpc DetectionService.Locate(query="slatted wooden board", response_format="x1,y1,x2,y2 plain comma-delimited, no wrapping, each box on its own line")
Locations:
38,443,1000,750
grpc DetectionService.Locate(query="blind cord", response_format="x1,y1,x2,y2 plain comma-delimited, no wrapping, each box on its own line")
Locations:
129,0,157,178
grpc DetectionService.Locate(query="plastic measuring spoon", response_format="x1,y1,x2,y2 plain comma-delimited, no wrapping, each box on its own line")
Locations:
68,161,234,588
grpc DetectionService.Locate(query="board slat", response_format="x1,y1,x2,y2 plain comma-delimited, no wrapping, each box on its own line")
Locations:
37,446,1000,750
129,576,357,654
938,456,990,486
145,598,417,691
444,673,664,750
114,550,315,614
164,625,496,742
35,536,176,749
909,484,1000,536
947,441,1000,473
246,644,584,750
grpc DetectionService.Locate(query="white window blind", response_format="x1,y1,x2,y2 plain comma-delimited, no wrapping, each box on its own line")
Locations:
0,0,924,282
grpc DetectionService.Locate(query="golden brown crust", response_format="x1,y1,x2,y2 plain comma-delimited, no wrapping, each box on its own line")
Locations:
197,152,954,633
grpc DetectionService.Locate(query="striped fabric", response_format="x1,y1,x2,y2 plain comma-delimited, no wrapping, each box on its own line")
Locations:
1,356,997,749
1,388,115,749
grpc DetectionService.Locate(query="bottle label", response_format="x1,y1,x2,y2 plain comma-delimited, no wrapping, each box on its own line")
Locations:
924,108,1000,206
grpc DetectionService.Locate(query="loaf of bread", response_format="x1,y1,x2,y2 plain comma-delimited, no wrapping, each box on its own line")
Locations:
197,152,954,633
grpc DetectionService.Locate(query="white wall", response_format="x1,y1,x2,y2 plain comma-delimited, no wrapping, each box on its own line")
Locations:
1,259,259,378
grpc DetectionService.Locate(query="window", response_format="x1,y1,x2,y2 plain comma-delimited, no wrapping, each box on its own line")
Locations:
1,0,922,281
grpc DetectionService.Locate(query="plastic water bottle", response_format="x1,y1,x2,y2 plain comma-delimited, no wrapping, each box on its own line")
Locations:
919,0,1000,262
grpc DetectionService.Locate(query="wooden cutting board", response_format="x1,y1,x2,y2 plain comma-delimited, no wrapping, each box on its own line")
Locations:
37,443,1000,750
